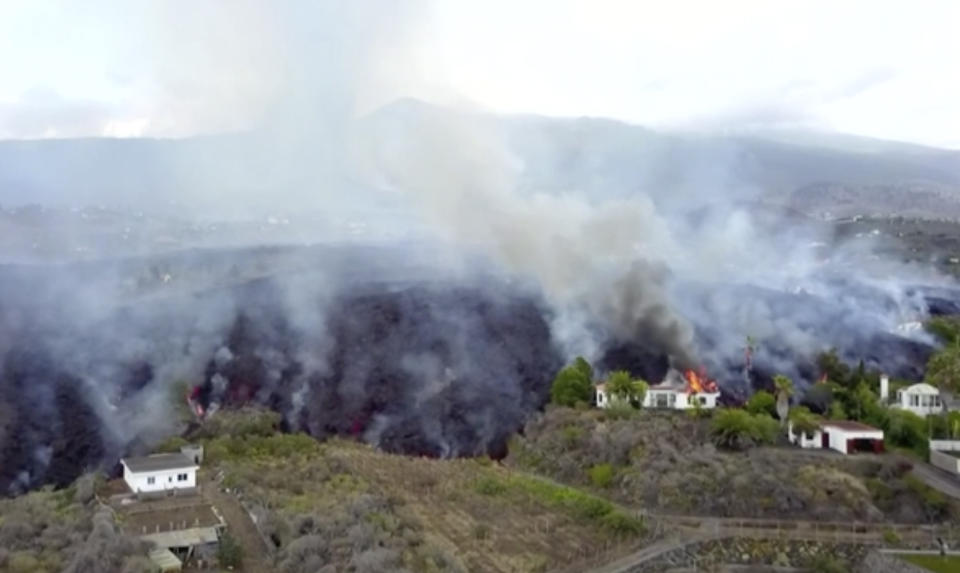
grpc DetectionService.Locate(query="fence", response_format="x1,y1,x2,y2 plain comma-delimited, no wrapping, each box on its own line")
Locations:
642,511,956,547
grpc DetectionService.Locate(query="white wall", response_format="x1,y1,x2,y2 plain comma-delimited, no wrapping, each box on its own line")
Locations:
788,423,822,449
930,439,960,452
930,450,960,475
895,385,942,417
124,466,197,493
824,428,883,454
642,390,718,410
596,387,608,408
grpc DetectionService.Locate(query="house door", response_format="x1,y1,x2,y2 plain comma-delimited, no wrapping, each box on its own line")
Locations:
821,432,830,449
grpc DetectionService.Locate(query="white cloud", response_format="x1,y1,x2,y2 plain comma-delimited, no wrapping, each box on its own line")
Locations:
0,0,957,147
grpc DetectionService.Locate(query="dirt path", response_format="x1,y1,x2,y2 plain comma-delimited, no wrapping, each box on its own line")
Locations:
202,481,271,573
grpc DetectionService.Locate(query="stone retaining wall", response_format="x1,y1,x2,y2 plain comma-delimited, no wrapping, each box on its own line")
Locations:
631,539,868,572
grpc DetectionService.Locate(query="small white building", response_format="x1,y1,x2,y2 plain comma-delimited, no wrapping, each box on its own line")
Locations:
596,369,720,410
789,420,884,455
122,453,199,494
893,383,943,417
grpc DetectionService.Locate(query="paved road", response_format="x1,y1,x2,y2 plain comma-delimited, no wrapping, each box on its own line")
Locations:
203,480,271,573
577,515,942,573
908,460,960,499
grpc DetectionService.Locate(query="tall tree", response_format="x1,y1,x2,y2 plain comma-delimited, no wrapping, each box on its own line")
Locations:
550,357,594,407
925,344,960,394
773,375,793,427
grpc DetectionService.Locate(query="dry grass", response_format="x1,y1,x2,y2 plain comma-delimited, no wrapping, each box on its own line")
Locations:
330,441,646,572
507,406,952,524
211,434,649,573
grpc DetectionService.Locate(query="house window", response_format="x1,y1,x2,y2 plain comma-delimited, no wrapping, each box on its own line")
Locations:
177,473,188,482
168,476,173,482
699,396,708,406
910,394,920,407
147,477,155,485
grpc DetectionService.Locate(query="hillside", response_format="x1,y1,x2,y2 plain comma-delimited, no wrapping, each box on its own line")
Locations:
2,99,959,222
177,409,652,573
507,407,956,525
0,476,151,573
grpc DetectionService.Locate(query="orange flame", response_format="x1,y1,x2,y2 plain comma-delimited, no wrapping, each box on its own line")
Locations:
684,368,718,394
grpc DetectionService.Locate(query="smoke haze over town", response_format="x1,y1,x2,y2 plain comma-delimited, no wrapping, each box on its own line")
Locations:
1,0,960,495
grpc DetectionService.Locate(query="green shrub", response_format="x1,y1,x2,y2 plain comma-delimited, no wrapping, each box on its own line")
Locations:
7,551,41,573
588,464,615,488
710,408,779,450
561,425,583,447
904,475,949,521
217,531,244,568
601,401,638,421
153,436,188,454
205,432,319,463
882,528,901,545
745,390,777,417
198,407,282,439
550,358,594,407
599,511,644,535
474,476,507,496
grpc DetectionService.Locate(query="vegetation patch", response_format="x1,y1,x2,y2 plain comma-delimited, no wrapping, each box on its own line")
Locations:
508,406,952,523
0,479,151,573
198,408,648,572
897,553,960,572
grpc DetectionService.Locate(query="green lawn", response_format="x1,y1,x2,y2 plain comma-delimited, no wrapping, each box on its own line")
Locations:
898,553,960,572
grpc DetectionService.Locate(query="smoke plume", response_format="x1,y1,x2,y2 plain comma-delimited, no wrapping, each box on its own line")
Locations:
0,0,956,495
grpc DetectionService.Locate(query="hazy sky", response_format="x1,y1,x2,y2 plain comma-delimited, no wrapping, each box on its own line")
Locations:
1,0,957,147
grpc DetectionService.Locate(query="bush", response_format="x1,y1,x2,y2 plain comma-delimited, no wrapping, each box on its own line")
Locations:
588,464,615,488
217,531,244,569
474,477,507,496
550,361,594,407
153,436,188,454
745,391,777,417
601,401,638,421
882,528,900,545
710,409,779,450
904,475,949,522
198,407,282,440
599,511,644,536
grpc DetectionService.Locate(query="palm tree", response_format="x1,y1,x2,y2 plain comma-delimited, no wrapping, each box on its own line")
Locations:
773,375,794,427
607,370,648,408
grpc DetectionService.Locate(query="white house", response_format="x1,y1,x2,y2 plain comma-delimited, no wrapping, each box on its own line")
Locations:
789,420,884,455
787,421,823,450
596,369,720,410
122,453,199,494
893,383,943,417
